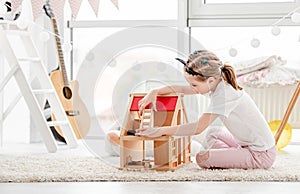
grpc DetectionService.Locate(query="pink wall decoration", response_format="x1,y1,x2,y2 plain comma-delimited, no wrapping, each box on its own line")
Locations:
10,0,120,20
68,0,83,19
110,0,119,10
49,0,66,21
31,0,44,20
88,0,100,17
11,0,24,13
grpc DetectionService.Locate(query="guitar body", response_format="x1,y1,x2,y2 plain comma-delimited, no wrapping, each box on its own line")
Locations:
50,70,90,139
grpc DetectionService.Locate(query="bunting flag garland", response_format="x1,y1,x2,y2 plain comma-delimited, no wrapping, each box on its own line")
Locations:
110,0,119,10
88,0,100,17
11,0,23,14
10,0,119,20
31,0,44,20
49,0,66,21
68,0,83,19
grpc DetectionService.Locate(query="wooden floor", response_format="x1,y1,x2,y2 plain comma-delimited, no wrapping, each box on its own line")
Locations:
0,181,300,194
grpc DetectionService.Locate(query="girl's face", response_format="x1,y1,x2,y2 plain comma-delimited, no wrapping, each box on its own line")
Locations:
184,72,210,94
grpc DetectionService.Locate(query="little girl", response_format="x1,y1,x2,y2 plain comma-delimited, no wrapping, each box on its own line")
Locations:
136,50,277,169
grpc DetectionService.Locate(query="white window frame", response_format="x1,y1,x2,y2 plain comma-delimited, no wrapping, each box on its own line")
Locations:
189,0,300,26
67,0,189,78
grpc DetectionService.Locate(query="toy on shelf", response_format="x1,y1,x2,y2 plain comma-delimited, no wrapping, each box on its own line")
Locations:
119,93,191,171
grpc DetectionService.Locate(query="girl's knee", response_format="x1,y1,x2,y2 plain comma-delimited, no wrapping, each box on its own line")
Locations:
206,128,221,139
196,151,210,168
206,128,221,146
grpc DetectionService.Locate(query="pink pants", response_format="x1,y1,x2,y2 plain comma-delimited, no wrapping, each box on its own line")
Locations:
197,129,277,169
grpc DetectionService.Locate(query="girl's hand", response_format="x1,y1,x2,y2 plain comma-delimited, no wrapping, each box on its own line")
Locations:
138,90,158,114
135,127,165,138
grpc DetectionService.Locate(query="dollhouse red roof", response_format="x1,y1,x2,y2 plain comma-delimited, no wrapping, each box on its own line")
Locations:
130,96,178,111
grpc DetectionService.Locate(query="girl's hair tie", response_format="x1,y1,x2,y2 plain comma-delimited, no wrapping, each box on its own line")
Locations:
220,64,225,71
202,59,208,64
193,50,198,54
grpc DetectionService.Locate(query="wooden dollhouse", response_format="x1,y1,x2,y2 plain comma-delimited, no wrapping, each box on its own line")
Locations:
119,93,191,171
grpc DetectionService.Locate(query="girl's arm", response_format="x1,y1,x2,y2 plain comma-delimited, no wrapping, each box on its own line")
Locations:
138,85,195,112
136,113,219,137
154,85,196,95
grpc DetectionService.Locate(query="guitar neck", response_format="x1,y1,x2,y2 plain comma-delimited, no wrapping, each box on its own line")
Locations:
51,18,69,85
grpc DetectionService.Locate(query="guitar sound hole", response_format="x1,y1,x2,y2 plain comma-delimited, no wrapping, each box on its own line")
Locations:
63,87,72,99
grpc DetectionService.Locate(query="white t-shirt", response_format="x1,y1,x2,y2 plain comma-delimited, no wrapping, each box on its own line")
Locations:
203,81,275,151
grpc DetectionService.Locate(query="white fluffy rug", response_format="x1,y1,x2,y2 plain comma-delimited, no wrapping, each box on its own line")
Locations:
0,151,299,182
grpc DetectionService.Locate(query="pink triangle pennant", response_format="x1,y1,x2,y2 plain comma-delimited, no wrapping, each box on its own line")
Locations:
88,0,100,17
110,0,119,10
31,0,44,20
11,0,24,14
68,0,83,19
49,0,66,21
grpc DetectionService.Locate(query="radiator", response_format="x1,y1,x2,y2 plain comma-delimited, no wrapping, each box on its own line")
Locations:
243,85,300,128
184,84,300,128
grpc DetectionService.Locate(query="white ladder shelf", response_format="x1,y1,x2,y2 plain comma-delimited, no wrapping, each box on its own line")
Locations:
0,25,78,153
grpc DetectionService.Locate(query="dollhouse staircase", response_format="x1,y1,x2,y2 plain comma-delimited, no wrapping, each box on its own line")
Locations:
139,108,153,129
0,24,78,152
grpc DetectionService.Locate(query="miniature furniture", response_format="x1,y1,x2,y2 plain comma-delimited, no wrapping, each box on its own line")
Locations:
0,23,78,152
119,93,191,171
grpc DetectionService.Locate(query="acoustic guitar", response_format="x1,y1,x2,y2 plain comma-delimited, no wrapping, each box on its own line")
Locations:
44,1,90,139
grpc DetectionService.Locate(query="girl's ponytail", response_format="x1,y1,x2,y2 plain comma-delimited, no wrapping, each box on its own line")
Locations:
221,64,243,90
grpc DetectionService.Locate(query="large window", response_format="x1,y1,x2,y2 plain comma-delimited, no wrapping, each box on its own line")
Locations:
205,0,294,3
76,0,178,20
189,0,300,26
190,26,300,63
